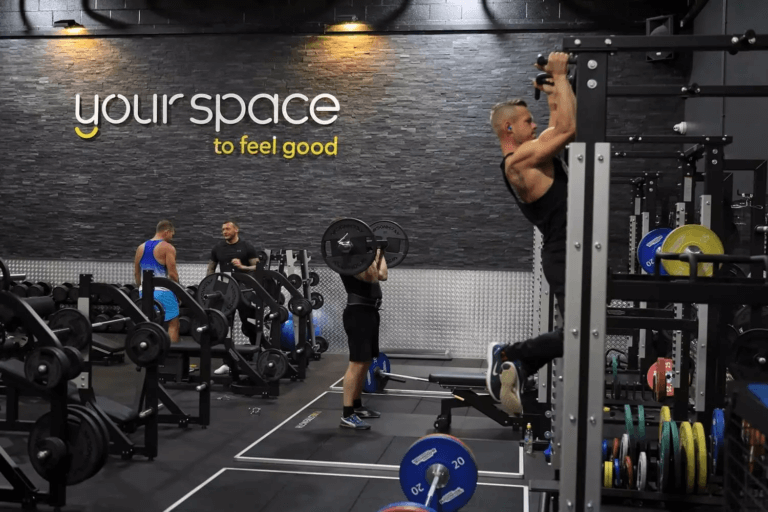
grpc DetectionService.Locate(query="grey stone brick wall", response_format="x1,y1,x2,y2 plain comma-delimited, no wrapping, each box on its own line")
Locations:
0,29,689,270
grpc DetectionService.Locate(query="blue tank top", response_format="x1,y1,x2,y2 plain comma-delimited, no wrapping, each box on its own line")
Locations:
140,240,169,289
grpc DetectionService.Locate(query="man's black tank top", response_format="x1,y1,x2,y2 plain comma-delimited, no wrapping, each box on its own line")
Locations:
340,274,382,299
500,154,568,245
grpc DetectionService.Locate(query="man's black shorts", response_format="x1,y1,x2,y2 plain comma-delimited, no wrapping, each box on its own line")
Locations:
343,306,380,362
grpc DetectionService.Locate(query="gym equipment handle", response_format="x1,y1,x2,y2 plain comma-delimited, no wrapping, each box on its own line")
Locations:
536,53,577,66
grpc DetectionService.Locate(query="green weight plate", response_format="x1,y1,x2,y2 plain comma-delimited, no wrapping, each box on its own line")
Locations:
658,421,671,493
637,405,646,440
669,421,681,491
624,404,634,440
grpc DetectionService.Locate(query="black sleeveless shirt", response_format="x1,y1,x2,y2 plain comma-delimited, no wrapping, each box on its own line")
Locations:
500,154,568,246
340,274,382,299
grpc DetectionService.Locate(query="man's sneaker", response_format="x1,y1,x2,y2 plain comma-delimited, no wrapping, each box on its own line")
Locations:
486,342,511,402
340,414,371,430
354,406,381,419
214,364,230,375
500,364,524,416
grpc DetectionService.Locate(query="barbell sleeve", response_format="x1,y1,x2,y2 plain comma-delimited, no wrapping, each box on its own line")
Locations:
203,292,223,299
51,315,130,336
424,473,441,509
755,225,768,233
10,273,26,281
196,382,208,392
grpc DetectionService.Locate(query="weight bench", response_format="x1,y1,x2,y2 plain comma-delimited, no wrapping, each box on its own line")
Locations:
162,337,261,385
428,371,548,436
91,332,126,365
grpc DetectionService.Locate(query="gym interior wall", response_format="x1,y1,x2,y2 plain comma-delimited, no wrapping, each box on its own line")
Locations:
0,4,690,272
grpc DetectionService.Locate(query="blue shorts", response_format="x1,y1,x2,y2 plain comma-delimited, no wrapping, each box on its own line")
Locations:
139,289,180,321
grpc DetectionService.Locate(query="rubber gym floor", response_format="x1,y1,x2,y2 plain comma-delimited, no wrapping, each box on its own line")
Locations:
0,351,557,512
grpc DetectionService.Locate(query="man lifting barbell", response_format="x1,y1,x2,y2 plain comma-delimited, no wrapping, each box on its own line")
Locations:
487,52,576,415
340,244,388,430
133,220,181,343
207,220,262,374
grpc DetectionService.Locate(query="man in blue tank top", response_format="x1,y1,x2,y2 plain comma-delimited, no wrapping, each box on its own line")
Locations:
133,220,181,342
486,52,577,415
338,247,387,430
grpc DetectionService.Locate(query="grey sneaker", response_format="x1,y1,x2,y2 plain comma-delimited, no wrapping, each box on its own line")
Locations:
354,406,381,419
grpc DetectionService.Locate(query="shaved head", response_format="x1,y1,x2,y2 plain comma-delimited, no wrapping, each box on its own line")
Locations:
490,99,528,139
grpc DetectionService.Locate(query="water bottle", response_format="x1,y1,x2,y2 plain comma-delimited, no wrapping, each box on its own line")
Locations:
525,423,534,455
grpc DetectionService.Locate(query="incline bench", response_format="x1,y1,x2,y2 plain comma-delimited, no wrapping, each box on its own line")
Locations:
428,370,549,437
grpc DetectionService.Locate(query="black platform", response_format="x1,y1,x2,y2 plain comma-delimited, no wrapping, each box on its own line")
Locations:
234,391,522,476
164,467,527,512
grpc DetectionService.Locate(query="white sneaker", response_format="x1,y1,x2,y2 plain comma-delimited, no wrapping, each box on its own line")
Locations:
214,364,230,375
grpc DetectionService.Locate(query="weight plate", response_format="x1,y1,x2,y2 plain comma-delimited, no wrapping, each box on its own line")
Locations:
729,328,768,381
679,421,695,494
256,349,288,382
62,346,84,380
614,458,621,488
624,455,633,489
602,439,609,461
399,434,478,512
603,461,612,488
191,308,230,345
315,335,329,353
310,291,324,310
197,273,241,317
25,347,69,390
612,438,619,460
370,220,409,269
637,452,647,491
288,297,312,317
48,308,92,352
308,271,320,286
364,352,391,393
620,433,629,463
624,404,634,439
715,262,748,279
377,502,437,512
660,224,724,277
287,274,302,289
70,405,110,476
637,405,646,440
712,408,725,476
125,322,170,367
320,218,376,276
658,421,670,492
659,406,671,440
731,305,768,333
692,422,707,493
669,420,681,491
637,228,671,275
28,406,107,485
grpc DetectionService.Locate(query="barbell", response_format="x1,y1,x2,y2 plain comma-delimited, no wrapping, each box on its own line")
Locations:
377,434,479,512
320,218,409,276
364,353,429,394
